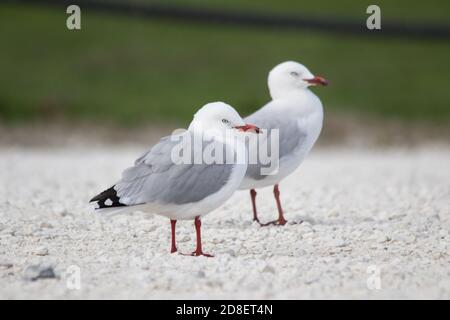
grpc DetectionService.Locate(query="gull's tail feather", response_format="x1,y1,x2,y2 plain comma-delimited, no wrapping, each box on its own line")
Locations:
90,186,126,209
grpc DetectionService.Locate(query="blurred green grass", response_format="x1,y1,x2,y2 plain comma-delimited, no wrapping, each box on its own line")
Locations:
165,0,450,22
0,2,449,125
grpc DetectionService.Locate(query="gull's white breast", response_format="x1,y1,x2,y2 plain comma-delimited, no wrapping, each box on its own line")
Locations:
239,90,323,190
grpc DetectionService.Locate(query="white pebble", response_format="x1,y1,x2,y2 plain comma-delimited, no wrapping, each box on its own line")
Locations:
32,246,49,256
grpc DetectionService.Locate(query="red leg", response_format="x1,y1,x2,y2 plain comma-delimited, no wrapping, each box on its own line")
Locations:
250,189,261,223
170,219,177,253
193,217,213,257
181,216,213,257
273,184,287,225
260,184,288,226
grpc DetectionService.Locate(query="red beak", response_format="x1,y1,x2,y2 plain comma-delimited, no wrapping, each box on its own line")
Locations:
305,76,328,86
235,123,261,134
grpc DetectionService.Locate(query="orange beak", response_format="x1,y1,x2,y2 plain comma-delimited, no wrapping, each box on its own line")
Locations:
235,124,261,134
305,76,328,86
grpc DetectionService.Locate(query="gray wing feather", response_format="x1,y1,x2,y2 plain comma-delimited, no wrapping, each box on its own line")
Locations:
244,108,307,180
115,132,234,206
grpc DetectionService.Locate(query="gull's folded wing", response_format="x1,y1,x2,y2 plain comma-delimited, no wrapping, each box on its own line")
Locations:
90,132,235,209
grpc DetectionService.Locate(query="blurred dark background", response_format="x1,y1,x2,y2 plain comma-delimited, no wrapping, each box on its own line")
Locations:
0,0,449,132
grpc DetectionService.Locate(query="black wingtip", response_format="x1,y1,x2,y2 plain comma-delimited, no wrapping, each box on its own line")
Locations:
90,186,126,209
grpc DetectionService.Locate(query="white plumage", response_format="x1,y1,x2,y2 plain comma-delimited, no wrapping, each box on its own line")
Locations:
90,102,259,256
239,61,328,225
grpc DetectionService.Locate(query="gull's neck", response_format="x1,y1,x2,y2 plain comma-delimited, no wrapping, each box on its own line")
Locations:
188,121,228,143
270,88,315,101
269,88,323,118
187,122,247,164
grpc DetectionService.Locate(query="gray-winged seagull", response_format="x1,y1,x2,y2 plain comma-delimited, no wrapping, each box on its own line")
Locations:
239,61,328,225
90,102,260,256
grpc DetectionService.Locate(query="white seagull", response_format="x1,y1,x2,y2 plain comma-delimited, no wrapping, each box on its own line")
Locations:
90,102,260,256
239,61,328,225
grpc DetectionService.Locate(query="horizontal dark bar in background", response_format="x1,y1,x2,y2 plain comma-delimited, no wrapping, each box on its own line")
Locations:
4,0,450,40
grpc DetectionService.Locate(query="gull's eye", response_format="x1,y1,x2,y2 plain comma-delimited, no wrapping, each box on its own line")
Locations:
222,119,230,125
290,71,299,77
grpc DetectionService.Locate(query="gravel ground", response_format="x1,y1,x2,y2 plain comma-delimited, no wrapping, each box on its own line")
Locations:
0,145,449,299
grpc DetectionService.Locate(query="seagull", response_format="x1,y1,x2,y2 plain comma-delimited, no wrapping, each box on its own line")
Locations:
90,102,260,256
239,61,328,226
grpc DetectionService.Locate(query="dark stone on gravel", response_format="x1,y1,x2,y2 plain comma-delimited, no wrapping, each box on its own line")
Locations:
23,264,58,281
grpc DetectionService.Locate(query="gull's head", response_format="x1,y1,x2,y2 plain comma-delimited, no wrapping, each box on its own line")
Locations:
189,102,260,134
268,61,328,99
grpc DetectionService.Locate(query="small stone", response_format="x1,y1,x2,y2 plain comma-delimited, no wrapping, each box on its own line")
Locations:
0,227,12,235
212,238,224,244
242,220,252,227
303,232,314,239
301,221,312,227
433,252,445,260
39,222,53,229
303,271,319,285
298,226,313,235
290,215,305,224
259,253,268,260
139,223,157,232
331,239,348,247
329,211,339,217
377,234,391,243
262,264,276,274
238,248,248,255
59,210,74,218
32,246,49,256
179,236,191,243
196,270,206,278
0,262,13,269
23,264,57,281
